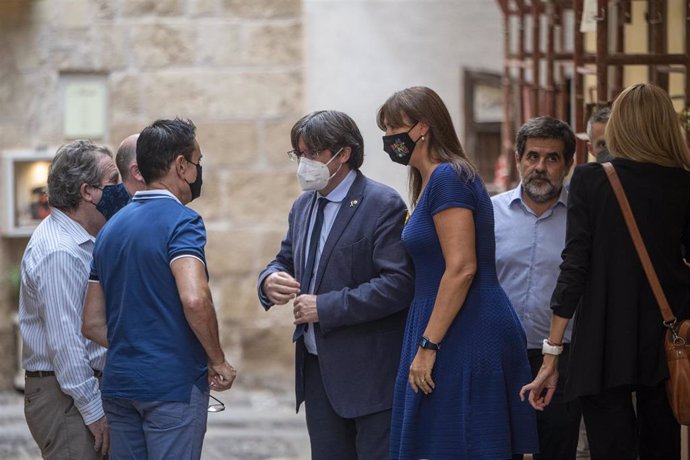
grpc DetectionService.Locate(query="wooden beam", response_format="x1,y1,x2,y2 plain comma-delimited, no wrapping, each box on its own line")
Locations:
545,1,556,115
518,1,527,123
496,0,510,16
574,0,587,165
501,4,515,190
603,53,689,65
506,52,595,63
613,0,626,98
685,0,690,147
656,65,686,73
531,0,541,118
556,1,568,120
596,0,609,105
621,0,632,24
649,0,669,90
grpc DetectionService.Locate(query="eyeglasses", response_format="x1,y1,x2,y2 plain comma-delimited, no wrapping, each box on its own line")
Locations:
207,394,225,413
286,149,322,162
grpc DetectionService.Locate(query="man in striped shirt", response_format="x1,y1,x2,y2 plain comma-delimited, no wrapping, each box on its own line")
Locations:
19,140,119,459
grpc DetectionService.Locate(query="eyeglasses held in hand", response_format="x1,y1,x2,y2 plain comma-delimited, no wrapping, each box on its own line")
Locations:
207,394,225,413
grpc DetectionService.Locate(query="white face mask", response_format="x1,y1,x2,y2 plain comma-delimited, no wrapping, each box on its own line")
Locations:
296,148,343,191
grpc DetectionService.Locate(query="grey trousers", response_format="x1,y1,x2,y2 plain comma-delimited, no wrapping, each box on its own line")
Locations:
24,375,105,460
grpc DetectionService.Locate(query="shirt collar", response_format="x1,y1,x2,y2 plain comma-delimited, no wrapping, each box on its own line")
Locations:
321,170,357,204
508,185,523,206
132,189,182,204
49,207,95,245
556,184,568,206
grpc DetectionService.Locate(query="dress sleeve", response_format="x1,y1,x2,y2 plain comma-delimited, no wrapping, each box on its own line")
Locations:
551,165,593,318
427,164,477,216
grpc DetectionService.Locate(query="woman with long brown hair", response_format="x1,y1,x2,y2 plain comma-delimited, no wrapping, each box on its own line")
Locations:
379,86,538,459
521,83,690,458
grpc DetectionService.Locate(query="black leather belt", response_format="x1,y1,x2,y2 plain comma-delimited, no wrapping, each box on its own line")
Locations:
26,370,103,378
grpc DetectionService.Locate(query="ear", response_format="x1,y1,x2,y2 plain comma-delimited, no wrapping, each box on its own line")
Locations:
339,147,352,164
174,154,188,177
130,162,145,183
514,150,520,167
80,182,97,204
418,121,430,137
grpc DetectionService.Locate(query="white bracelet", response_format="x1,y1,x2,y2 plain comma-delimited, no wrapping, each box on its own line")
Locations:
542,338,564,355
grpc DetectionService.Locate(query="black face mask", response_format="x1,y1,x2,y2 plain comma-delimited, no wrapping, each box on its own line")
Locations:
187,163,203,201
96,183,131,220
382,124,418,166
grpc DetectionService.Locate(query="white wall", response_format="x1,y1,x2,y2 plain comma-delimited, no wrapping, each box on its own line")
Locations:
304,0,504,200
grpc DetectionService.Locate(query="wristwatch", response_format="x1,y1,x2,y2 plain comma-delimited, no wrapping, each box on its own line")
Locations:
419,336,441,351
542,338,564,355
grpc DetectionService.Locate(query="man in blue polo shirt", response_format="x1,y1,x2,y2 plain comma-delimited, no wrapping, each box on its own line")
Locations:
83,118,236,460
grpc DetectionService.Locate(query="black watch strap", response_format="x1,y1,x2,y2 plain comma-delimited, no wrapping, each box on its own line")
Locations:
419,336,440,351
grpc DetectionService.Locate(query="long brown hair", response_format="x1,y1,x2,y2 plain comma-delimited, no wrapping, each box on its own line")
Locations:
377,86,476,207
607,83,690,169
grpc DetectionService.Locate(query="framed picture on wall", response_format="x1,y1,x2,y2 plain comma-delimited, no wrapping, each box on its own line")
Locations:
1,150,55,237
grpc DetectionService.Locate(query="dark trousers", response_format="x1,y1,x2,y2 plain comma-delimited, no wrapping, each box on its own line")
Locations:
514,346,582,460
303,352,391,460
580,381,680,460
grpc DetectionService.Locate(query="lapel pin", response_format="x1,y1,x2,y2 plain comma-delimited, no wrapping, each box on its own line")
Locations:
349,200,359,207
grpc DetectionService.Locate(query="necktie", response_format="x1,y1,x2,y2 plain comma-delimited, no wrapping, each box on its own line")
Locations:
303,197,329,293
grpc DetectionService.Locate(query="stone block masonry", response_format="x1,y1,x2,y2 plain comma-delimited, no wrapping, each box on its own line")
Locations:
0,0,304,390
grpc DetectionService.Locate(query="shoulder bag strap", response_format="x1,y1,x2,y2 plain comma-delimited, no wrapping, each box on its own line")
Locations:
602,162,677,325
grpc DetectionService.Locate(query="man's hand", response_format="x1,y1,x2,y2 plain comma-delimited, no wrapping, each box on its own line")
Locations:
86,415,109,456
263,272,301,305
293,294,319,324
209,361,237,391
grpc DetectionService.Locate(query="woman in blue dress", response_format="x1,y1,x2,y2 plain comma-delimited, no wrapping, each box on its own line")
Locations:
378,86,538,459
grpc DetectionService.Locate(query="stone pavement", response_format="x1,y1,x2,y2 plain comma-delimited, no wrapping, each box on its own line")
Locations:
0,385,310,460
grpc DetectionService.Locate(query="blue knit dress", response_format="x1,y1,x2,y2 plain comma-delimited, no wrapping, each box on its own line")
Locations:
389,163,538,459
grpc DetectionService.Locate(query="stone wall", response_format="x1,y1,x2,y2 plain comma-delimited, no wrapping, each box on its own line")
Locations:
0,0,304,390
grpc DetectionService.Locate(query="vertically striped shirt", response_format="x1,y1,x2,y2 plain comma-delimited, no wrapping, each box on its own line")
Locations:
19,207,107,425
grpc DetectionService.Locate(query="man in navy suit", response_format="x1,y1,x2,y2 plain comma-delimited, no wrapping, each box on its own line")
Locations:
258,110,414,459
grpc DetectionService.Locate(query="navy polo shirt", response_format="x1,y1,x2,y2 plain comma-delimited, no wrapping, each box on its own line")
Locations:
90,190,208,402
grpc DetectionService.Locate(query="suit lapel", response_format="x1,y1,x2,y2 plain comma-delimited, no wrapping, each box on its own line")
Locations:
292,193,317,343
313,172,366,292
295,192,317,289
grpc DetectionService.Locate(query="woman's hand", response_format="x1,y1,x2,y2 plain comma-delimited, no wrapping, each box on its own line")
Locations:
409,348,437,395
519,354,559,411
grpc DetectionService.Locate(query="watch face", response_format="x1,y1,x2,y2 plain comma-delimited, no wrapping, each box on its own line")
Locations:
419,337,439,350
